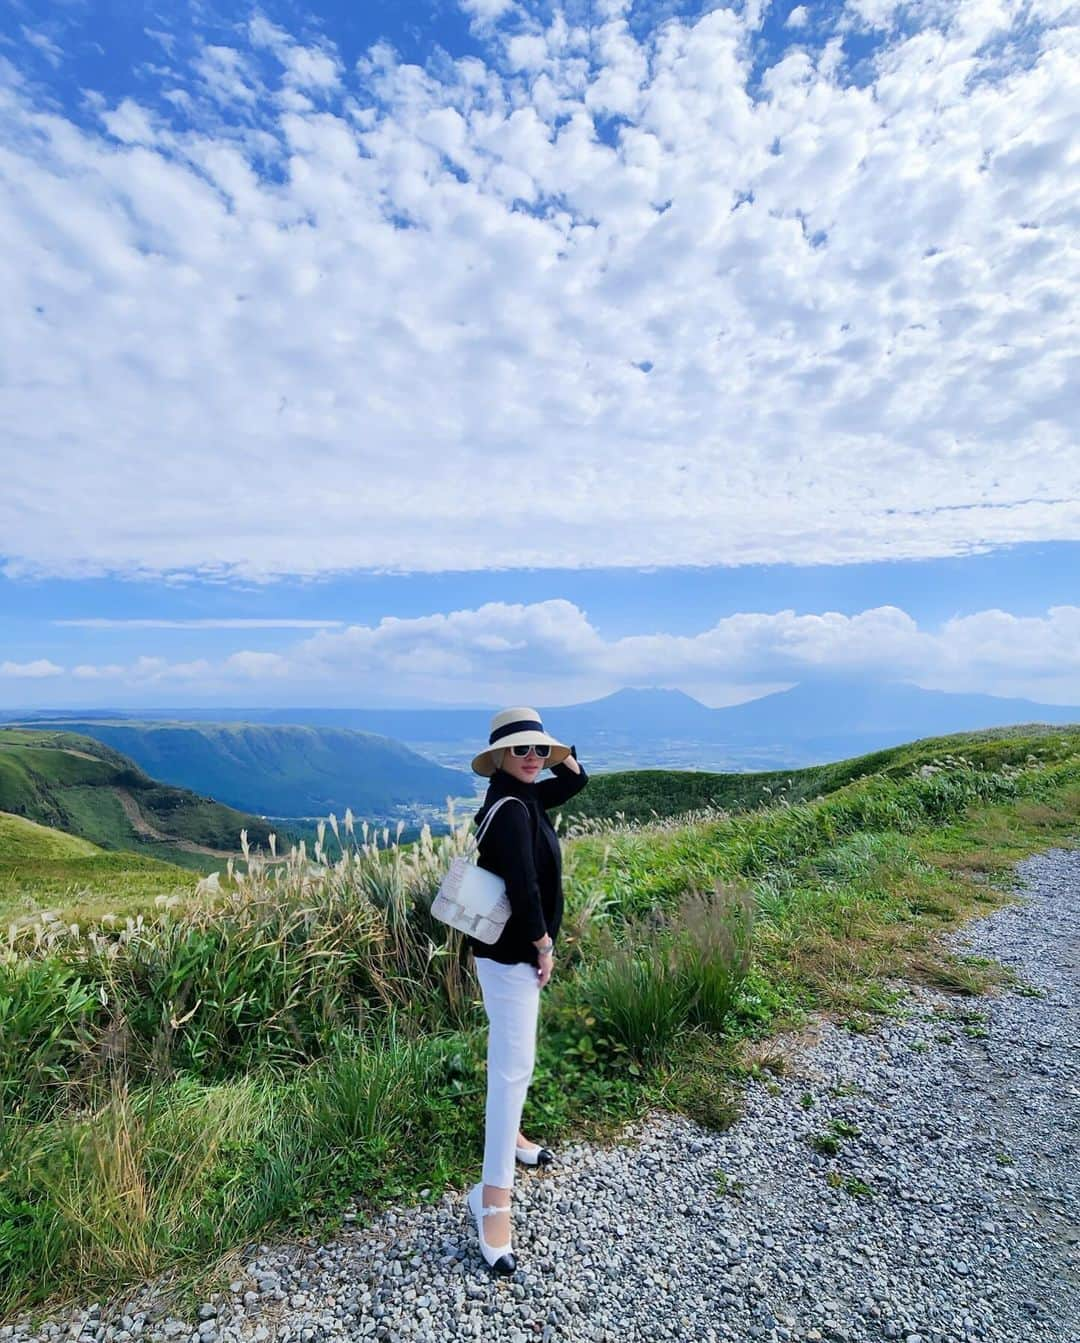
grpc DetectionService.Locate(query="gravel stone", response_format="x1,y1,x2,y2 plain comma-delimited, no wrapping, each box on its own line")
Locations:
5,847,1079,1342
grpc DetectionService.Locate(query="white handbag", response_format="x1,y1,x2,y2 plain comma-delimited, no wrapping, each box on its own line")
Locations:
432,796,530,943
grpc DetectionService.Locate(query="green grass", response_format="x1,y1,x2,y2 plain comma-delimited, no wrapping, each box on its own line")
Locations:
0,852,195,927
39,789,224,877
55,785,140,850
0,741,119,802
0,812,196,926
0,813,99,862
1,726,1078,1315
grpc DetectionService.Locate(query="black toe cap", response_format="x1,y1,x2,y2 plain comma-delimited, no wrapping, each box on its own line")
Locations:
536,1147,554,1166
493,1252,517,1275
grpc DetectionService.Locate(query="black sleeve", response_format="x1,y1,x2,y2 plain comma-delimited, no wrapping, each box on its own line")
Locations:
535,747,589,811
482,802,547,941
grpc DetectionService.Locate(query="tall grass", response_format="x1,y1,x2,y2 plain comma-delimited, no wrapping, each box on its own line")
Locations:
307,1015,439,1159
0,808,487,1121
674,884,754,1030
5,750,1077,1122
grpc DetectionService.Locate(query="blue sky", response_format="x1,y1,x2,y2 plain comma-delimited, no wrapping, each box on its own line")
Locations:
1,0,1077,710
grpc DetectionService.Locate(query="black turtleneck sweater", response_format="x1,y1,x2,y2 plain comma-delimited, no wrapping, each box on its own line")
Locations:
466,751,589,968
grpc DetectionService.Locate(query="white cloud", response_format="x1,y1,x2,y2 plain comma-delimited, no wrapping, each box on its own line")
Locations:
72,663,126,680
844,0,905,28
460,0,519,24
101,99,158,145
787,7,810,26
505,34,549,73
1,1,1077,581
282,46,340,91
194,45,260,105
248,15,341,90
20,27,63,68
0,659,64,678
145,29,177,58
223,650,291,678
41,600,1080,705
68,656,209,684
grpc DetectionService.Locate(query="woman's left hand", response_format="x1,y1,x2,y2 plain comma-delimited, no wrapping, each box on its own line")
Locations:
536,950,555,988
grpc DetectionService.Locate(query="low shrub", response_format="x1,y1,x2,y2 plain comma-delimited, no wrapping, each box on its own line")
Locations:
577,934,696,1068
669,883,754,1033
577,880,754,1065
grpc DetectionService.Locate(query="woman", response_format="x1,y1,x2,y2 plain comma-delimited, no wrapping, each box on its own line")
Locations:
465,706,589,1274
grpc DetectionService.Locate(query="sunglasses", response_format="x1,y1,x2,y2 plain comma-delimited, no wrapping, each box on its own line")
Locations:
509,743,551,758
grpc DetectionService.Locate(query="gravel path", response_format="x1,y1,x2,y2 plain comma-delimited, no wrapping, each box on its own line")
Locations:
8,846,1079,1343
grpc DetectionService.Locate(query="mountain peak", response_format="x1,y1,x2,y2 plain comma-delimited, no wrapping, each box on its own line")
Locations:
582,686,708,708
715,677,1080,741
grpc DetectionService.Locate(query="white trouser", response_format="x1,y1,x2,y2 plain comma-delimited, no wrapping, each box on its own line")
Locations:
474,956,540,1189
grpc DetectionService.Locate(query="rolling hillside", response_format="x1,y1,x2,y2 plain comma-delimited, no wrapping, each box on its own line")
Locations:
11,721,472,818
557,723,1080,826
0,728,277,869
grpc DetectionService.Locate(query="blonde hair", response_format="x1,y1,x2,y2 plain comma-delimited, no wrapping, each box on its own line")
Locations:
489,747,507,770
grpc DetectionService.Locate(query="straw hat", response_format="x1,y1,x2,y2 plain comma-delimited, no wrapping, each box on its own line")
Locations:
471,706,572,776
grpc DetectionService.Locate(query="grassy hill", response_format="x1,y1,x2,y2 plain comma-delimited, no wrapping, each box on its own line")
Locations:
0,728,278,871
558,724,1080,826
0,811,195,924
2,723,1079,1311
0,810,99,861
12,720,472,818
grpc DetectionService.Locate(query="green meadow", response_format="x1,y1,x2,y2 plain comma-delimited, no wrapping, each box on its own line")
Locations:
1,726,1078,1317
0,814,196,928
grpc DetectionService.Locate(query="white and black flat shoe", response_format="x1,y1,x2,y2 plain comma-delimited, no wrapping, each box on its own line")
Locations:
467,1182,516,1275
515,1141,555,1167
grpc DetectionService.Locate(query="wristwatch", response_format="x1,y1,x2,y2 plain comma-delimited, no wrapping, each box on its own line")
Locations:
535,938,554,956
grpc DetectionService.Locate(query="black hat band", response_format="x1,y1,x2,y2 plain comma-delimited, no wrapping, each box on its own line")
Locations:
489,718,545,744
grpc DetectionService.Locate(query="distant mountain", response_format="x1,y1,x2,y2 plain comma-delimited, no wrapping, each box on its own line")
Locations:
543,687,717,739
73,690,715,746
705,678,1080,743
540,681,1078,762
10,721,471,818
12,680,1078,779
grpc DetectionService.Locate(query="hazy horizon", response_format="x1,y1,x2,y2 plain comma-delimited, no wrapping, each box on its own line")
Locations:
6,677,1080,718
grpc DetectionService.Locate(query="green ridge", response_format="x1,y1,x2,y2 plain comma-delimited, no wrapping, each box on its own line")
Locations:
0,728,278,876
558,723,1080,825
9,719,470,818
